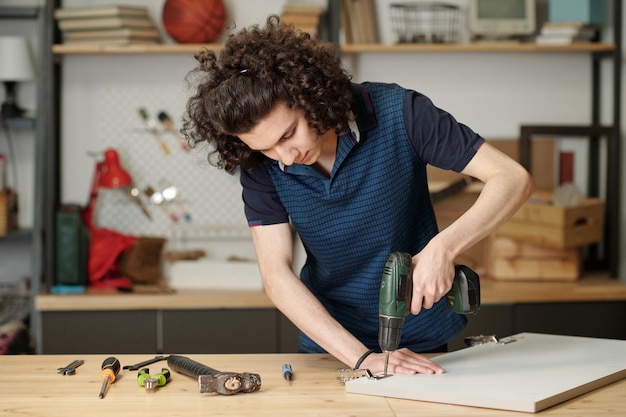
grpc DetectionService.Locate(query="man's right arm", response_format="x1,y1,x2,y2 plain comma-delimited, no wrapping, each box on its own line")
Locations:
250,223,443,375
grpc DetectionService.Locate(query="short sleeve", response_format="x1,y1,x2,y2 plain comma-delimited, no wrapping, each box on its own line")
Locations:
403,90,484,172
240,164,289,226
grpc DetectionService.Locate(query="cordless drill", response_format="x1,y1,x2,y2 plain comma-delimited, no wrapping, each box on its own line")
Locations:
378,252,480,376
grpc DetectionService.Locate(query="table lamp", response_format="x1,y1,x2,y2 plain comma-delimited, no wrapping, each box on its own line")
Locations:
83,148,150,230
0,36,34,119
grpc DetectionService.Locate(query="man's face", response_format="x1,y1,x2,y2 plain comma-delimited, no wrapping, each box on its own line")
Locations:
238,102,323,167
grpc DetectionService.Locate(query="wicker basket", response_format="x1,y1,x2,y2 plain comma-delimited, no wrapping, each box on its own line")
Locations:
390,2,461,44
120,237,166,284
0,279,31,326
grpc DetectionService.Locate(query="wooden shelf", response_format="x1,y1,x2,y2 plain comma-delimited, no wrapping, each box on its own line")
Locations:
341,42,616,54
52,42,616,55
52,43,221,55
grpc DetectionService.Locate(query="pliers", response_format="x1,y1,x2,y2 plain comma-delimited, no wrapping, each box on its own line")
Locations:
137,367,171,390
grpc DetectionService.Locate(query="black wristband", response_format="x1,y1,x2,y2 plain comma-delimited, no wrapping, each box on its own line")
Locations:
354,349,375,370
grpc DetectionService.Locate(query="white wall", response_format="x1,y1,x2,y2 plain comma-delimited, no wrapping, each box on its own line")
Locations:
55,0,625,278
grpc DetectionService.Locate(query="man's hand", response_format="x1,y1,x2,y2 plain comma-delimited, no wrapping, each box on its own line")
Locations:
410,244,456,315
361,348,444,375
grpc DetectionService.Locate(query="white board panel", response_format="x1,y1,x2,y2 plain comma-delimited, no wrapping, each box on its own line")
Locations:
345,333,626,413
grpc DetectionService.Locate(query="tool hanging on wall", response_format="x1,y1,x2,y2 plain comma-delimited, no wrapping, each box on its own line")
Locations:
158,110,191,153
144,185,179,223
158,180,191,223
143,180,191,223
138,107,171,155
167,354,261,395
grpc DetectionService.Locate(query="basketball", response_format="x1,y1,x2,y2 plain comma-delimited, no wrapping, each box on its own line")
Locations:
162,0,226,44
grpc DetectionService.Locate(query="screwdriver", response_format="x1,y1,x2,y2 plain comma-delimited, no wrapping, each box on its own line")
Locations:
99,357,121,399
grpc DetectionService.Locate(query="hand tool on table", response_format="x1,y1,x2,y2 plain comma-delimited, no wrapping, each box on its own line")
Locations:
123,355,169,371
282,363,293,381
98,356,121,399
167,354,261,395
157,110,191,153
378,252,481,377
137,367,171,390
138,107,171,155
57,359,84,375
336,368,381,382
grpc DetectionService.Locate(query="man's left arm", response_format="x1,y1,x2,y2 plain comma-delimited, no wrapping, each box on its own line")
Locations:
410,142,534,314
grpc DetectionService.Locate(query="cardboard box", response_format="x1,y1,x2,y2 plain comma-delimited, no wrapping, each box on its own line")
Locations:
496,197,604,249
0,189,18,236
488,236,581,281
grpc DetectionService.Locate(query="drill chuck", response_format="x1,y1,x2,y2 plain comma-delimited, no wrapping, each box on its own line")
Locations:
378,316,405,352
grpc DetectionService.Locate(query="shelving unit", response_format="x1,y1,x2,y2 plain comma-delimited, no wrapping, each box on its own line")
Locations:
0,4,43,355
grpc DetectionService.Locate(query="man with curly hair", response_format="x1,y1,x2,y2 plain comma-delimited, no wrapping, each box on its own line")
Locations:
183,15,534,375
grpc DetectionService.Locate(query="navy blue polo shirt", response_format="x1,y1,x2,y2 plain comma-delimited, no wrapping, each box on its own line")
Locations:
240,82,484,353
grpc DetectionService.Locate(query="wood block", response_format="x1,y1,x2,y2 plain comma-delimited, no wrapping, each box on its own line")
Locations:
0,189,18,236
496,198,604,248
489,237,580,281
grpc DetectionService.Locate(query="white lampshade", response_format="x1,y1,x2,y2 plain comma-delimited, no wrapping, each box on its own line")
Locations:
0,36,34,82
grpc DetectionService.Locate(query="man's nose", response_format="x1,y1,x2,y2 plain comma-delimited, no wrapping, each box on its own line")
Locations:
275,144,297,166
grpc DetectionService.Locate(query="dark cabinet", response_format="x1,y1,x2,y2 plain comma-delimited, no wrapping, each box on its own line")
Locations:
39,308,300,354
41,310,157,354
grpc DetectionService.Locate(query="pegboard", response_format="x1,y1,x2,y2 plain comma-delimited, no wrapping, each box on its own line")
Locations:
91,84,250,243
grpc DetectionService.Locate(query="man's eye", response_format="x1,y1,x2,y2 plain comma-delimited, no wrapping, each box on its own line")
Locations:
281,130,295,141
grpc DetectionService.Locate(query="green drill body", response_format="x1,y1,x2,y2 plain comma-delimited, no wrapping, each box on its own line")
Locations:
378,252,481,374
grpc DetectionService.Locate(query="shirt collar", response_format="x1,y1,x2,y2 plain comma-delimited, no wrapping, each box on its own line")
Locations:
278,83,377,173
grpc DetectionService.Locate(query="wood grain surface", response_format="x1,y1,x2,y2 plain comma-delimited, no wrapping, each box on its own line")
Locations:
1,351,626,416
35,273,626,312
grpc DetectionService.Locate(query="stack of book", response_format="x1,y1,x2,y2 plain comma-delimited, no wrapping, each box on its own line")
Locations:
54,5,161,45
280,3,325,38
341,0,379,44
535,21,599,45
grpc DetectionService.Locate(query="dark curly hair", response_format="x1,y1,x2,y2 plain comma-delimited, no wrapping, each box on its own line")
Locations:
182,15,353,174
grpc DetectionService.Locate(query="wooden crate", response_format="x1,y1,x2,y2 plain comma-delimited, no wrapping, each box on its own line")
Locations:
0,189,18,236
488,236,581,281
496,198,604,249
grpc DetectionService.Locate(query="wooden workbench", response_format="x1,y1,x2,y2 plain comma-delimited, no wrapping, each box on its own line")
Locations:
0,353,624,416
35,274,626,311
